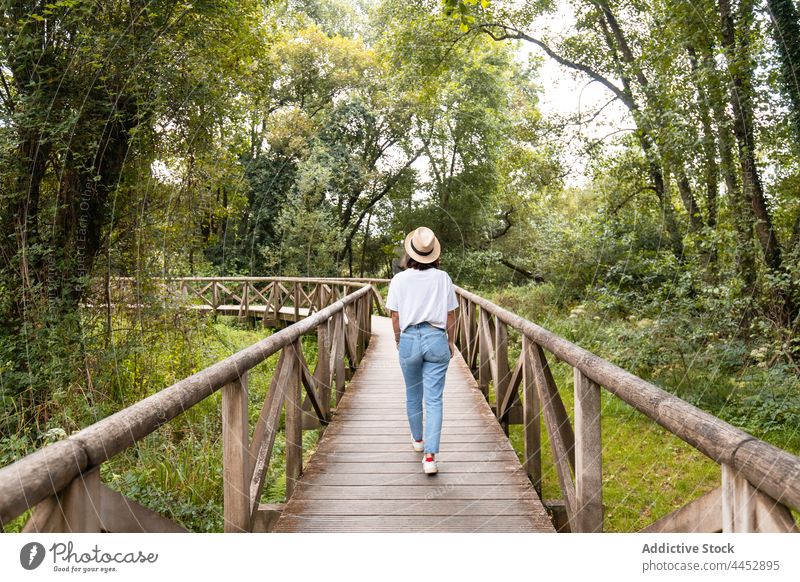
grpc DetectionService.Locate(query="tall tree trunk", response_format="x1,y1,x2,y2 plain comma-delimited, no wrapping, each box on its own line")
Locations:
766,0,800,146
657,168,686,260
767,0,800,266
9,135,51,312
676,169,706,233
594,5,686,259
687,45,720,229
698,39,757,297
719,0,795,322
719,0,783,272
359,209,373,278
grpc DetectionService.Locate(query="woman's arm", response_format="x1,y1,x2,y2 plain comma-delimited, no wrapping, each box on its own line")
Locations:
447,308,458,358
391,310,401,347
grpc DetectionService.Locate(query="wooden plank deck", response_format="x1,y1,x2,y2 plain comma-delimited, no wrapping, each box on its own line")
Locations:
272,315,555,533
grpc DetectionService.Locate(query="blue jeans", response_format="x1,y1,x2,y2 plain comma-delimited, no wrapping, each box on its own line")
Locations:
398,322,450,454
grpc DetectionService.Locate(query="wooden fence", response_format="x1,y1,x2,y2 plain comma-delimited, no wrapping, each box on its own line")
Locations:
0,281,375,533
93,276,386,327
453,286,800,533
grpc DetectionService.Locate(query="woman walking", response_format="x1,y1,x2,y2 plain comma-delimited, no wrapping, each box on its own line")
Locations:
386,226,459,474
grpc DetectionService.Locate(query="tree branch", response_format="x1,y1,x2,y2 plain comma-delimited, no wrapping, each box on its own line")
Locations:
345,146,425,245
608,186,657,214
477,23,634,110
573,94,620,126
490,207,514,239
499,257,543,282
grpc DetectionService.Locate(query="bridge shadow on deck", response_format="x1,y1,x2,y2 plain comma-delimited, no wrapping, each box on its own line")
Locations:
273,315,555,532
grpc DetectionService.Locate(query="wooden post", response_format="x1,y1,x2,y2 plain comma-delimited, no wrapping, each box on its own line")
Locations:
315,322,332,420
285,340,303,499
238,282,249,324
362,295,368,356
521,336,542,497
269,281,280,325
478,309,491,399
334,310,346,404
495,320,510,434
574,368,603,532
213,281,219,312
467,300,477,367
353,298,363,365
261,282,271,327
455,295,464,349
362,294,369,352
722,464,756,532
458,296,467,356
365,291,373,344
222,373,250,532
294,282,300,321
320,284,329,310
60,466,102,532
343,303,358,375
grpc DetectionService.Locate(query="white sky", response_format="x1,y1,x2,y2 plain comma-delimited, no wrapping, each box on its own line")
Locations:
521,0,633,185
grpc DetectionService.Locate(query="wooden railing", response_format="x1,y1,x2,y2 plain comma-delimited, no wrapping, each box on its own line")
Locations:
4,275,797,534
93,276,387,325
0,280,376,533
453,286,800,533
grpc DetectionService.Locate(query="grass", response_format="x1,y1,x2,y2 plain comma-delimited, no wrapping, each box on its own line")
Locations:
506,372,719,532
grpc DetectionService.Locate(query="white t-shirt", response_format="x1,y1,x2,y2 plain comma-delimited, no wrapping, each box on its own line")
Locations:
386,267,459,332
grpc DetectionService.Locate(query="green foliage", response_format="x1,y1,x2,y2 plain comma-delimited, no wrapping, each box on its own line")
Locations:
442,0,490,30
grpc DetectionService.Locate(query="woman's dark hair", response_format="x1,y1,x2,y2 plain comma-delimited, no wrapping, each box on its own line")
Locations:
406,256,440,270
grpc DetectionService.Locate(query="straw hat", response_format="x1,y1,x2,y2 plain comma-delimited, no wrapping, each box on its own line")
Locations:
403,226,441,264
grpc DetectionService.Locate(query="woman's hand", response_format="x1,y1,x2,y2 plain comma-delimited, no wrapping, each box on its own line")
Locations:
449,342,456,358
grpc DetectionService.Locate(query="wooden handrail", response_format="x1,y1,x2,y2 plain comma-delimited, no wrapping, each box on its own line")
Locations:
108,276,390,284
91,276,389,319
0,283,373,528
454,285,800,532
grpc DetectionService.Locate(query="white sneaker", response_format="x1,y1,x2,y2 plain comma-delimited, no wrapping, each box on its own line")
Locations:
422,454,438,474
412,439,424,452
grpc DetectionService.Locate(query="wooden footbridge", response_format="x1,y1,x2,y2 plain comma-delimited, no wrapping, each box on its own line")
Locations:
1,277,798,533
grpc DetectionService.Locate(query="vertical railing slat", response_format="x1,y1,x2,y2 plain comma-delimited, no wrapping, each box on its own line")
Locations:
478,309,491,399
334,310,346,405
285,340,303,499
222,372,250,532
574,368,603,532
521,336,542,497
722,464,757,532
315,322,332,420
61,467,102,533
494,319,510,434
